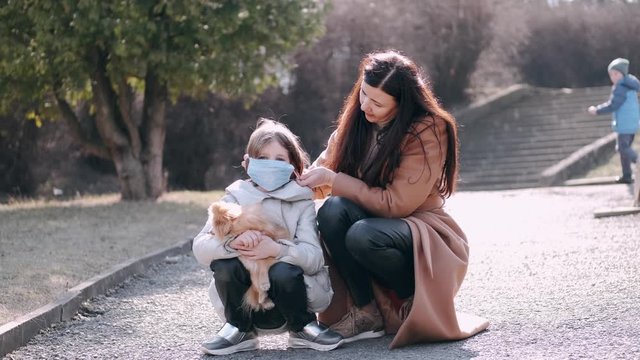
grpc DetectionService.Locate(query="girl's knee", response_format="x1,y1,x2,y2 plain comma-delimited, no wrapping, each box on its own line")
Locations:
268,262,303,286
211,258,244,284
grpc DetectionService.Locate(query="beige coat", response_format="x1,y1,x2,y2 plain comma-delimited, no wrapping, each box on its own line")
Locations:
313,116,489,349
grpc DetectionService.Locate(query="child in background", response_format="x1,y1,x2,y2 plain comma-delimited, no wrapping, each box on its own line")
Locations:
588,58,640,184
192,119,342,355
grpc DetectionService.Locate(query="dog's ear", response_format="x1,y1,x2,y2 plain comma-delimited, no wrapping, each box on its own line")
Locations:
210,202,242,219
209,202,242,238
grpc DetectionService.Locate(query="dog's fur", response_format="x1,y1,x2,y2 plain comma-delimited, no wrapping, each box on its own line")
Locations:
208,201,290,312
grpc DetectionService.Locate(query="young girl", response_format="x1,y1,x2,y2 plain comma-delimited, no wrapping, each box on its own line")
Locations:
192,119,343,355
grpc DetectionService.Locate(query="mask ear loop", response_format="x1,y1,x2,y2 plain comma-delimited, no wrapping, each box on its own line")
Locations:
243,157,256,186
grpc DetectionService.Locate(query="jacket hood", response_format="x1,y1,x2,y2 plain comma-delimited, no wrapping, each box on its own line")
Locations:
621,74,640,90
225,179,313,205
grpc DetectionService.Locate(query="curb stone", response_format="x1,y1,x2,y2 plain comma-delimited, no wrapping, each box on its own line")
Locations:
0,238,194,357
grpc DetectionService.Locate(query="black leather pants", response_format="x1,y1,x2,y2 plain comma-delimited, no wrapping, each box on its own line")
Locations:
210,258,316,332
317,196,415,306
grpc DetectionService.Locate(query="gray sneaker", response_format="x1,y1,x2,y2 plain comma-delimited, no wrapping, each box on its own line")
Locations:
201,323,259,355
288,321,344,351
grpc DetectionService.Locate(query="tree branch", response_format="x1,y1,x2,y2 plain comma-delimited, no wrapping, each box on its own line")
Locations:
52,91,111,160
89,47,130,150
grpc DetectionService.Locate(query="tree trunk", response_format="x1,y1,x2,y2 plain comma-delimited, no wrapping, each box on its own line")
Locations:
89,47,151,200
141,69,167,199
112,148,148,200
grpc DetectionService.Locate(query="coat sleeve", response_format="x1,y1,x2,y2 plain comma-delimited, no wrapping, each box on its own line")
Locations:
596,83,627,114
191,194,239,268
331,119,447,218
277,200,325,275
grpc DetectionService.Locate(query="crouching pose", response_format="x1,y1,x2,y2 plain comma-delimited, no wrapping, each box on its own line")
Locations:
193,118,343,355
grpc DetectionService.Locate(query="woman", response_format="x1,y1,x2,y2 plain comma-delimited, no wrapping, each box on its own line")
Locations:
297,50,488,348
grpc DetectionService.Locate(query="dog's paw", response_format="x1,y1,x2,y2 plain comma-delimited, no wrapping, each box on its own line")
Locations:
259,281,271,291
242,288,261,312
261,298,275,310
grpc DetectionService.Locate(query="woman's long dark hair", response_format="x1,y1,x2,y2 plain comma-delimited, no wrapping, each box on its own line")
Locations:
324,50,459,197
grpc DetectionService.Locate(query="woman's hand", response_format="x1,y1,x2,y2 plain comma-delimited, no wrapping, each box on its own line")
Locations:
229,230,262,250
237,235,282,260
240,154,249,171
587,106,597,115
297,166,336,188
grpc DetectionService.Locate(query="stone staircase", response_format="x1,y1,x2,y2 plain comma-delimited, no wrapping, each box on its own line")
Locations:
456,85,614,191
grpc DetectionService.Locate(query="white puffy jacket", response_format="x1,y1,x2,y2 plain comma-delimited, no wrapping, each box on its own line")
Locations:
192,179,333,319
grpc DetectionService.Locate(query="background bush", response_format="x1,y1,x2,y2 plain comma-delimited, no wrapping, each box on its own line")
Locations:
27,0,633,196
162,0,494,191
0,111,36,197
513,2,640,87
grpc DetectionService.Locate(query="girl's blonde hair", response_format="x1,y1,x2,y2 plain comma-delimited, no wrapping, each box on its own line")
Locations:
246,118,309,177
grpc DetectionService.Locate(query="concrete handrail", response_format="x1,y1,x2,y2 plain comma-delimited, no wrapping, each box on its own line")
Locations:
454,84,534,125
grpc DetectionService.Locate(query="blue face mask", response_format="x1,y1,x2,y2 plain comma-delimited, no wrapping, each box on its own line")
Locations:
247,158,295,191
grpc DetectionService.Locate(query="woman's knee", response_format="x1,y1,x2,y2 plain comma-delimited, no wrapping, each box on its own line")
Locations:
344,220,377,259
317,196,350,225
211,258,245,284
268,262,304,288
317,197,366,242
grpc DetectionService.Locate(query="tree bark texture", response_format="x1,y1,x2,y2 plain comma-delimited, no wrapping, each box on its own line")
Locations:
141,69,167,199
73,47,167,201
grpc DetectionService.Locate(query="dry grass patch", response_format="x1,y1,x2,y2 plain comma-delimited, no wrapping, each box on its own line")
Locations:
581,142,640,179
0,190,223,325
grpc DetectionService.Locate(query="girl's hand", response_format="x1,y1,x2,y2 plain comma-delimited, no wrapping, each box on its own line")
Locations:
237,235,281,260
588,106,597,115
229,230,262,250
297,166,336,188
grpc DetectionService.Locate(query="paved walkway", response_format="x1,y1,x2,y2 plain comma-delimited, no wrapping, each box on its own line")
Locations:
4,185,640,359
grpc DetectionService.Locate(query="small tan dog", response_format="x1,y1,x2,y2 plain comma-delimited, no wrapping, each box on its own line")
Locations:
208,201,290,312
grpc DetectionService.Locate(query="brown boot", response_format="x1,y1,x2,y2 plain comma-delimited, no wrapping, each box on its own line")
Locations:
398,296,414,322
329,306,384,343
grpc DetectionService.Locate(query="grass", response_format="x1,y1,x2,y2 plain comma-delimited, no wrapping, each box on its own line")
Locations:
579,141,640,179
0,190,224,326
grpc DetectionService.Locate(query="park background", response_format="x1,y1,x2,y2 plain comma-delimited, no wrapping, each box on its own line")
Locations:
3,0,640,201
1,0,640,358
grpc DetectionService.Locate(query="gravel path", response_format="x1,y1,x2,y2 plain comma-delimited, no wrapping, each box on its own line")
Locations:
4,185,640,359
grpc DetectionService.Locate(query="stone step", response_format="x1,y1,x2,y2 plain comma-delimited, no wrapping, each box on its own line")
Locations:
461,149,570,164
516,96,610,110
457,178,541,191
460,166,545,179
460,176,540,186
462,135,603,154
460,159,558,172
461,123,608,139
464,122,607,134
456,86,616,190
463,113,608,128
461,145,593,162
